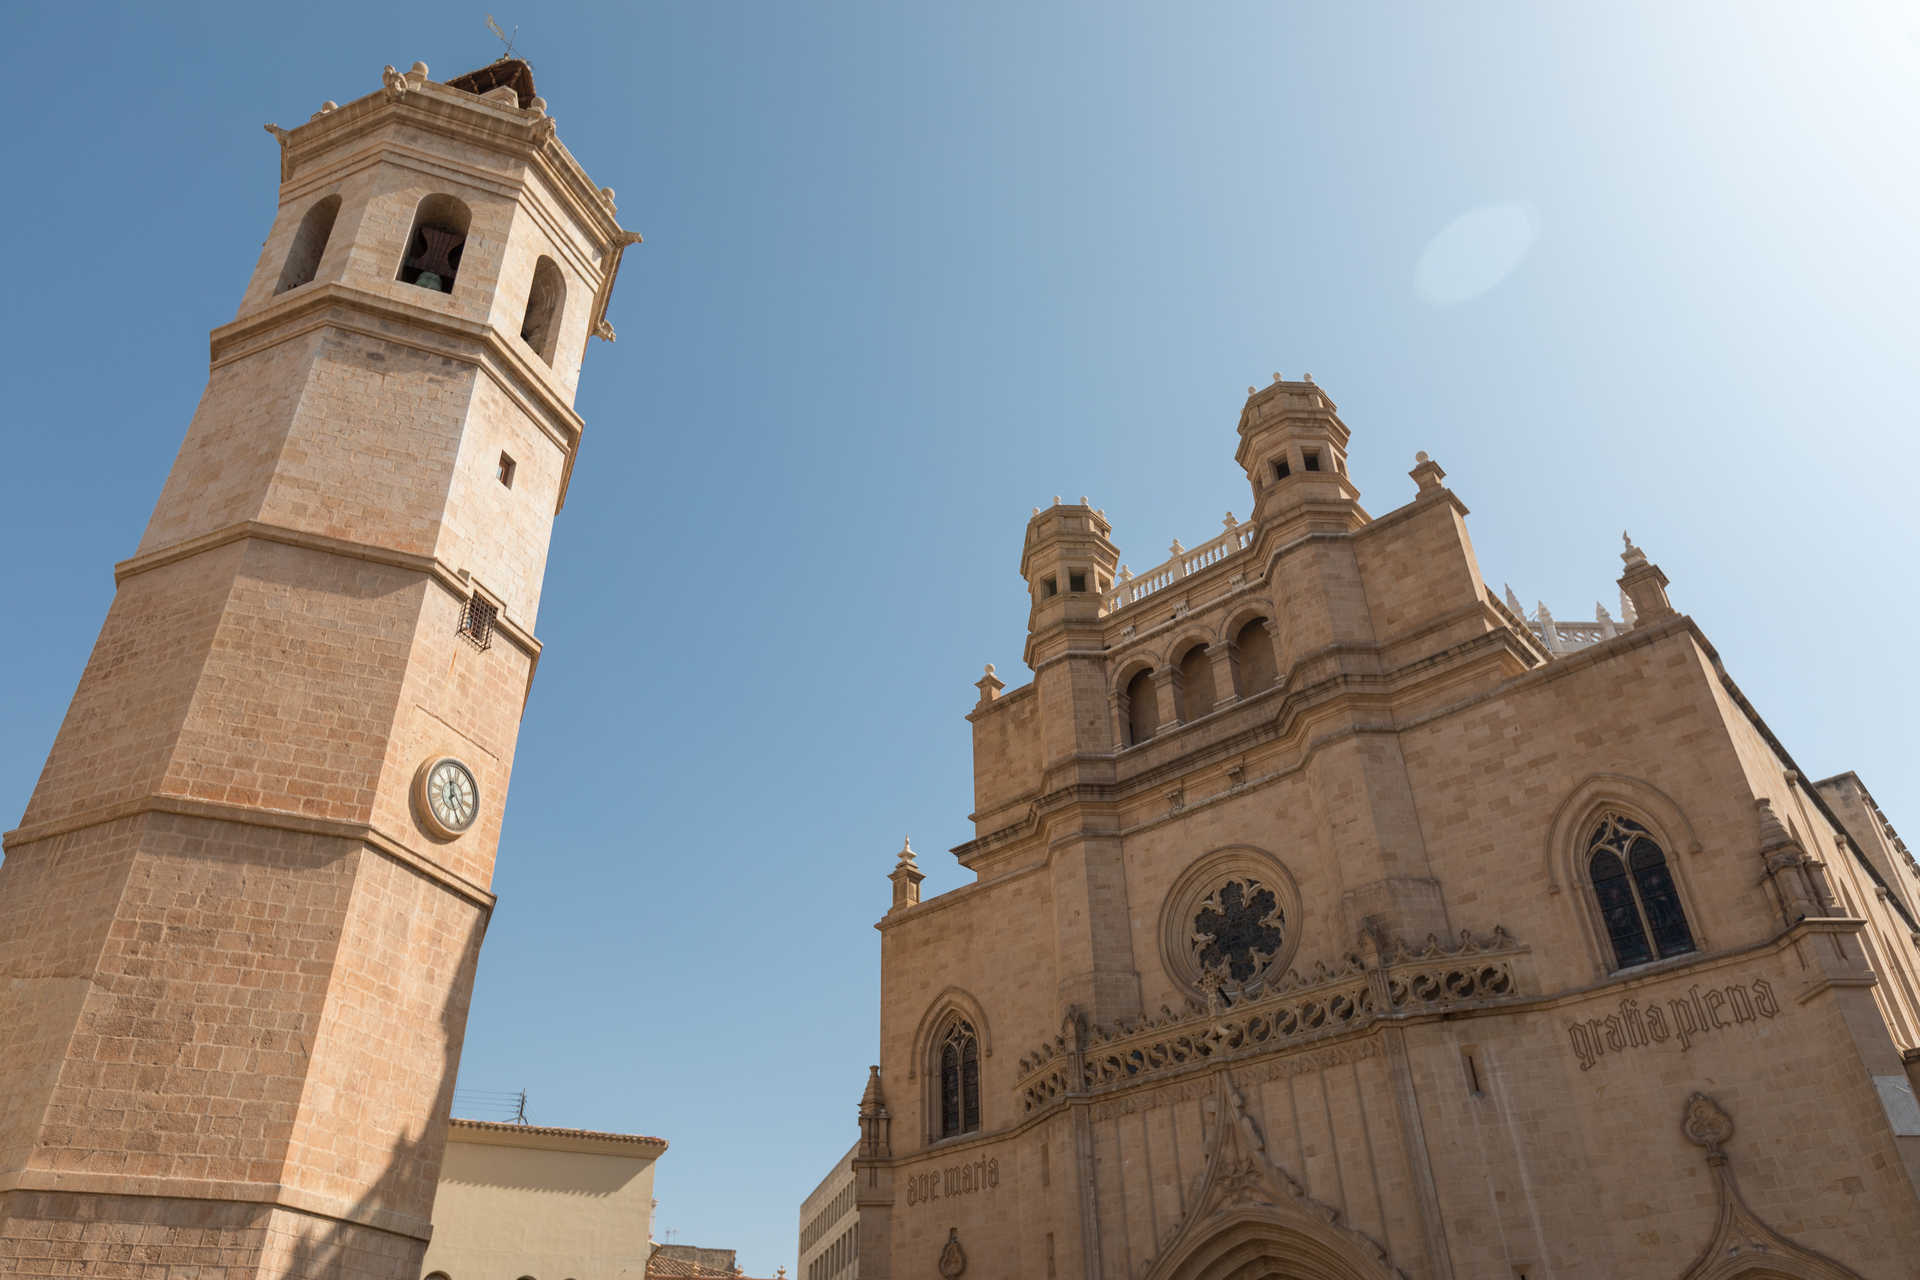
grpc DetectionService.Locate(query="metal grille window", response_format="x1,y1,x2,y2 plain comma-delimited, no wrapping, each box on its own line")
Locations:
458,594,497,651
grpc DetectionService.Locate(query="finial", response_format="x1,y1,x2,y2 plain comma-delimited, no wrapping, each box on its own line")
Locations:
1247,385,1258,396
975,663,1005,704
1096,508,1106,519
1409,450,1445,493
318,100,337,114
1621,529,1648,566
1169,538,1185,555
1079,495,1089,506
1272,372,1282,383
1536,600,1553,622
1032,506,1040,516
898,835,916,864
1302,372,1314,383
984,663,995,676
1118,564,1132,580
1053,495,1062,505
1222,511,1237,528
409,61,430,77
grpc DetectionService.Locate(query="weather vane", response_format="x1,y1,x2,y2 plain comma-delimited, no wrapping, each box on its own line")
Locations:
485,14,519,62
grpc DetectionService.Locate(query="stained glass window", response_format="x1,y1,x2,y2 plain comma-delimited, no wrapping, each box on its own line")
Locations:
938,1020,980,1138
1587,813,1694,969
1193,879,1286,987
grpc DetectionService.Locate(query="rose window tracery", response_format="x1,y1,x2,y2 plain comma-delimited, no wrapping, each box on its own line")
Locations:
1191,877,1287,999
1161,850,1303,1003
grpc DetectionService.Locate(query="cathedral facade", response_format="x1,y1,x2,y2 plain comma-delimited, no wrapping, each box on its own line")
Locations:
854,378,1920,1279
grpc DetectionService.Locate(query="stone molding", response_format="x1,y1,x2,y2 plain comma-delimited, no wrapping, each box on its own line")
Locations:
908,987,994,1081
207,282,588,510
273,66,632,295
0,791,498,912
1134,1069,1405,1280
1016,928,1523,1113
1675,1092,1867,1280
0,1167,435,1245
113,519,541,664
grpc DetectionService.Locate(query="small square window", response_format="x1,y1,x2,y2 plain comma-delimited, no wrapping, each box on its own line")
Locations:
1042,578,1059,598
1304,450,1322,472
1069,571,1087,593
497,452,516,488
1272,458,1291,481
458,593,498,651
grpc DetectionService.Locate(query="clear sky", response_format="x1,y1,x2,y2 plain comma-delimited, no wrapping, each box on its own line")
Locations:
2,3,1916,1273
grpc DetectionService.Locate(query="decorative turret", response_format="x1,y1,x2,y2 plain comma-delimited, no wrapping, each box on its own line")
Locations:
1234,374,1364,533
1019,497,1118,660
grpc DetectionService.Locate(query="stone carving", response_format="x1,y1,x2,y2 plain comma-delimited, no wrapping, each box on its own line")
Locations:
1676,1093,1867,1280
380,64,411,102
1134,1069,1405,1280
1016,928,1521,1113
1681,1091,1733,1155
938,1228,966,1277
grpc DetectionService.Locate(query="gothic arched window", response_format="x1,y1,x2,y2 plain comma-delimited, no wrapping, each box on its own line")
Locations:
938,1019,980,1138
1588,812,1695,969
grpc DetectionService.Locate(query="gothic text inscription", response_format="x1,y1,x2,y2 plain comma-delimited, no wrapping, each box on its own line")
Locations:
906,1156,1000,1206
1568,977,1779,1071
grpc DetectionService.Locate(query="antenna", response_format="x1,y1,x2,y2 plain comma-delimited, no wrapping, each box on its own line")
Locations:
485,14,519,61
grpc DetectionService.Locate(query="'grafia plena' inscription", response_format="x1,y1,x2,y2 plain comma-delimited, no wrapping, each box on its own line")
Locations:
1568,977,1780,1071
906,1156,1000,1206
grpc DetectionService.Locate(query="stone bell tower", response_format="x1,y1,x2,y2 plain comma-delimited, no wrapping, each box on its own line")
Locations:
0,59,639,1277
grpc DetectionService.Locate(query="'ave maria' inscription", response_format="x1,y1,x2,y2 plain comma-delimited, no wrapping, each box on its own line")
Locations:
1569,977,1780,1071
906,1156,1000,1207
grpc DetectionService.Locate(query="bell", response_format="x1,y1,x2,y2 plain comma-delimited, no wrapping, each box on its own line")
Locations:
413,271,443,292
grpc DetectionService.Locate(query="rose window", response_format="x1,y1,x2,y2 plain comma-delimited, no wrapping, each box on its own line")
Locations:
1191,878,1286,989
1160,850,1302,1003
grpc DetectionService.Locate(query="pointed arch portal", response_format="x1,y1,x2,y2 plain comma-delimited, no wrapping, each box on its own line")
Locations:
1147,1210,1396,1280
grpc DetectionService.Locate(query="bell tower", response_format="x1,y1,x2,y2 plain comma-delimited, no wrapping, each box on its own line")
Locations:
0,60,639,1277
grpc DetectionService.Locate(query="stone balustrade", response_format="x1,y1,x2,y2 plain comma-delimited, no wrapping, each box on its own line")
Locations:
1107,514,1259,613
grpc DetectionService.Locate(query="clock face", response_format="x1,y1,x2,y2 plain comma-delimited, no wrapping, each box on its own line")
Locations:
421,757,478,835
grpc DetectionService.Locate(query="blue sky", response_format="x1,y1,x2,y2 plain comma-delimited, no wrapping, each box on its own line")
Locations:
2,3,1917,1272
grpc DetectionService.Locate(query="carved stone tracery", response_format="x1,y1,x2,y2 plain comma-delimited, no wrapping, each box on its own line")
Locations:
1016,927,1522,1114
1136,1069,1405,1280
1676,1092,1867,1280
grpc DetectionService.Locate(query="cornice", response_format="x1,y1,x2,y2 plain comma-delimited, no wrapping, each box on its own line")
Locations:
112,520,542,662
0,1169,432,1243
873,917,1856,1170
278,73,627,248
210,283,586,509
447,1117,668,1156
1,792,498,912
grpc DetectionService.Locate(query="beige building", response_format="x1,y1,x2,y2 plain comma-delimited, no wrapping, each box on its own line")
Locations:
798,1142,859,1280
851,377,1920,1279
421,1119,666,1280
0,56,637,1279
